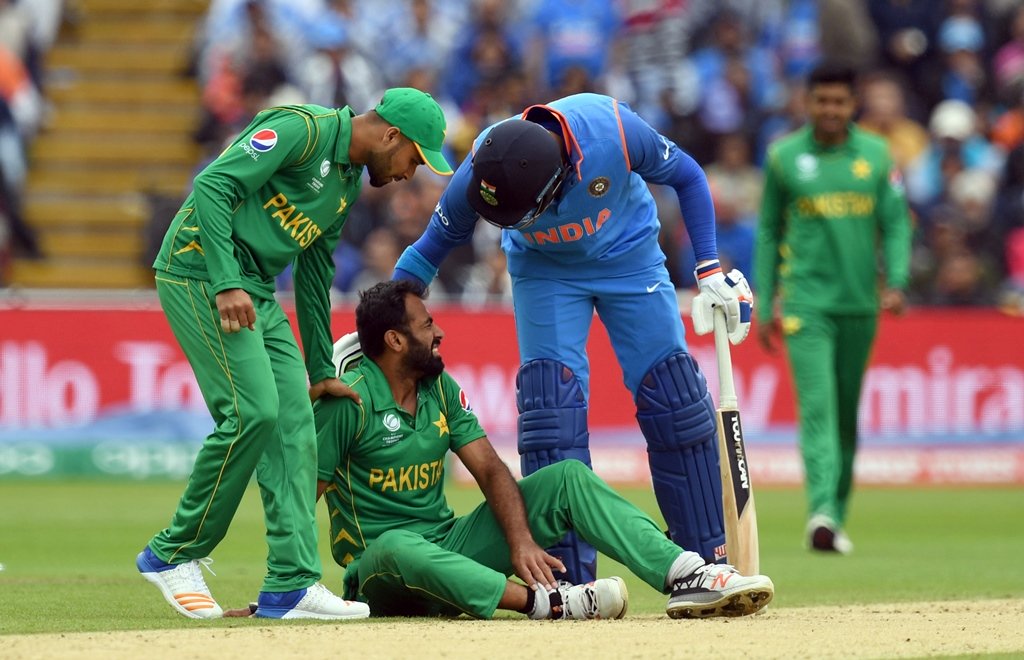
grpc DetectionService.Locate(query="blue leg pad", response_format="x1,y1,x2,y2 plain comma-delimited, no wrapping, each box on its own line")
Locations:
635,353,726,563
516,359,596,583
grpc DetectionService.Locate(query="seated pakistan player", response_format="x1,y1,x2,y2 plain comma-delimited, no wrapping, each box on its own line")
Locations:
313,280,774,620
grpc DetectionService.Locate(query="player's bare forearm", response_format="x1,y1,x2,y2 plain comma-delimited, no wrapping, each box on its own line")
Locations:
456,439,564,589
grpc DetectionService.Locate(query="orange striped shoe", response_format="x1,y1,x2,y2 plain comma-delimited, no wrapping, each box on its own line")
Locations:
137,547,223,619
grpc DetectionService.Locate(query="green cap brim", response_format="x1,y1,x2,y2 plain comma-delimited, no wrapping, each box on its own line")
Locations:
414,142,453,176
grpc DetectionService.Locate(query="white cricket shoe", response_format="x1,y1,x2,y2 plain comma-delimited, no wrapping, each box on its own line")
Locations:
136,546,223,619
254,582,370,620
666,563,774,618
550,577,628,620
807,514,854,554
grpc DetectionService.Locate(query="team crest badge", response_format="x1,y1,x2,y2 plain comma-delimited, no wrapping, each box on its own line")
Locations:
459,388,472,411
479,179,499,206
588,176,610,197
249,129,278,152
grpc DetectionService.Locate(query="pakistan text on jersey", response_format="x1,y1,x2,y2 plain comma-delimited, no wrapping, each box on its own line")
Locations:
263,192,323,247
520,208,611,245
368,460,445,492
794,193,875,218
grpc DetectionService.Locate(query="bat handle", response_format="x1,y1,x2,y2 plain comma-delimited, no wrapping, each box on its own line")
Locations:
713,307,738,408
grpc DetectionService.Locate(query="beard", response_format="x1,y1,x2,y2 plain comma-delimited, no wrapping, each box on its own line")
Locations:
404,333,444,379
366,144,398,187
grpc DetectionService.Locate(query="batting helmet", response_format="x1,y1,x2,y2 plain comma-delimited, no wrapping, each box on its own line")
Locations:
466,119,572,230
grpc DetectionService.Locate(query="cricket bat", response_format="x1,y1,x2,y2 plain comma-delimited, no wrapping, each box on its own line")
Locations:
712,307,760,575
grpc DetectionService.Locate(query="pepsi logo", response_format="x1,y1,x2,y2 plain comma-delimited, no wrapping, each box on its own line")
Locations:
249,129,278,152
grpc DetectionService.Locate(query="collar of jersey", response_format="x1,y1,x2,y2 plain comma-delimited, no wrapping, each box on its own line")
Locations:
521,104,584,182
806,122,860,155
360,357,441,413
333,107,357,168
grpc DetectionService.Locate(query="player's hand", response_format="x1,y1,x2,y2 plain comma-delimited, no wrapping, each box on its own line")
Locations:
757,317,780,355
222,603,256,618
509,539,565,592
691,263,753,345
332,331,364,376
215,288,256,333
309,377,362,404
881,288,906,316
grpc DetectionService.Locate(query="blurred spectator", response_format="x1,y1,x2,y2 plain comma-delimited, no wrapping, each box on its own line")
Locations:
299,17,384,112
993,4,1024,104
349,227,402,294
756,79,807,164
525,0,622,95
460,244,512,306
378,0,460,86
927,249,998,305
690,10,784,160
777,0,821,80
443,0,523,108
818,0,879,70
905,99,1003,208
857,71,930,171
936,15,988,104
703,132,762,221
867,0,943,108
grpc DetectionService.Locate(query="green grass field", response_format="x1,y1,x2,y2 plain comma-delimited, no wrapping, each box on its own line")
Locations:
1,480,1022,635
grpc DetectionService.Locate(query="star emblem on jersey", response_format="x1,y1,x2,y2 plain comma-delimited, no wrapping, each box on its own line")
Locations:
433,412,449,437
782,316,803,335
852,158,871,179
337,197,348,214
588,176,610,197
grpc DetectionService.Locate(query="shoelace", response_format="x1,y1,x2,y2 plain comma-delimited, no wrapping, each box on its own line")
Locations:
674,563,737,590
196,557,216,577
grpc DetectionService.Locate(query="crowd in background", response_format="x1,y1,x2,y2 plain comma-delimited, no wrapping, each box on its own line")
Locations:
0,0,62,263
4,0,1024,313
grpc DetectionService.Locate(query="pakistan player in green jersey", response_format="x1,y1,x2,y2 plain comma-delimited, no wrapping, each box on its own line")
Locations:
137,88,453,620
306,280,773,620
754,63,912,554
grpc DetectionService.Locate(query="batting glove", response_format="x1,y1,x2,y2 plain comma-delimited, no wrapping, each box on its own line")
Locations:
691,261,754,345
332,331,364,377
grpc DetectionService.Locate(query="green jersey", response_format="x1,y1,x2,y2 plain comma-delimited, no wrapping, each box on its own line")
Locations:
315,359,485,568
153,104,364,382
754,124,911,320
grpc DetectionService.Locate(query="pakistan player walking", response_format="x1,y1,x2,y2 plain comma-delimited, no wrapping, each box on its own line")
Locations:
754,63,912,553
136,88,452,619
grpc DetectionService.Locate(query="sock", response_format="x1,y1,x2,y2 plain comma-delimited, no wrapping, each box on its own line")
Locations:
517,587,536,615
527,586,555,620
665,551,706,590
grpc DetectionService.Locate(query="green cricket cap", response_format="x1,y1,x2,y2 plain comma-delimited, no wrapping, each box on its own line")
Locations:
375,87,452,175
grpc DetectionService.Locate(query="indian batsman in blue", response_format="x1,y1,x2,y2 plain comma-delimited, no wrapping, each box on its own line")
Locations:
393,93,754,583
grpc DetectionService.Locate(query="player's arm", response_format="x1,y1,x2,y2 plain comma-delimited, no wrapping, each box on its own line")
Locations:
295,217,358,401
392,157,479,285
454,437,564,590
314,392,364,500
876,157,912,315
618,102,717,264
753,147,785,351
191,110,314,295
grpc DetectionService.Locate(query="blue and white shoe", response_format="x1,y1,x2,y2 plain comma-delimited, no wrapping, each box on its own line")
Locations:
254,583,369,620
136,546,222,619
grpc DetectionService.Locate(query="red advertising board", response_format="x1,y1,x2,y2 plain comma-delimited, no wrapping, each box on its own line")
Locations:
1,301,1022,483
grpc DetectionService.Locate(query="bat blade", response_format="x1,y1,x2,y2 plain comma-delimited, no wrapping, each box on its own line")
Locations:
717,405,759,575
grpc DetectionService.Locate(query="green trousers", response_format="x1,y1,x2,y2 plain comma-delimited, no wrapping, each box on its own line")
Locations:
783,308,877,526
346,460,682,619
148,274,321,592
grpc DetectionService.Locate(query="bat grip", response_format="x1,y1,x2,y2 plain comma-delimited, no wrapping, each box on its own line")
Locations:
713,307,738,408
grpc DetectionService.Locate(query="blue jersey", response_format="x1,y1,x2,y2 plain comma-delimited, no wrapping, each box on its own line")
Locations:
394,93,717,283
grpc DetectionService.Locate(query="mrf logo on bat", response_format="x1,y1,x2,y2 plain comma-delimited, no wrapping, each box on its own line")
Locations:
241,128,278,161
